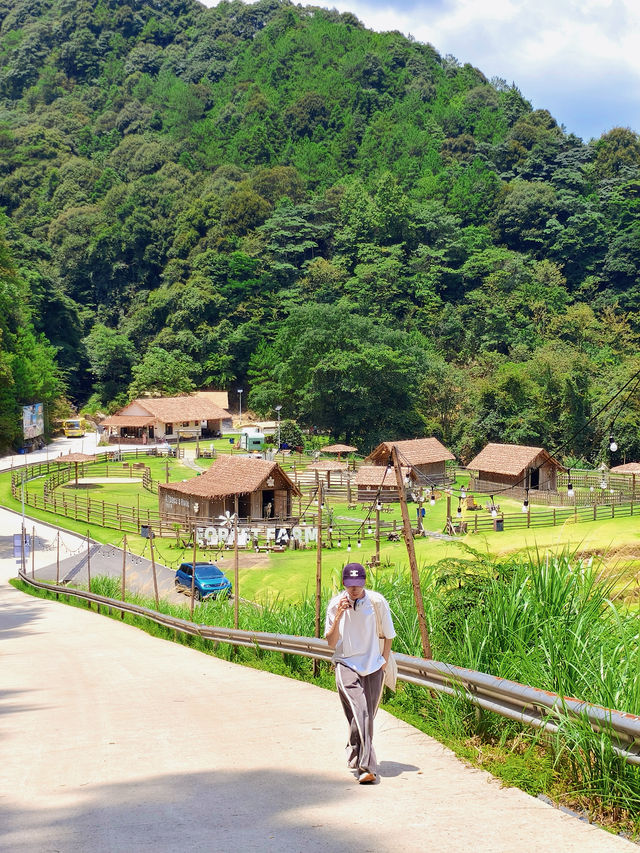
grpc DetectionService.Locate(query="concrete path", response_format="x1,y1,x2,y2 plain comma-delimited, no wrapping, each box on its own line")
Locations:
0,508,634,852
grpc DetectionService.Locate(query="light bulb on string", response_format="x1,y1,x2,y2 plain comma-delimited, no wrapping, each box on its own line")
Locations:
376,501,382,512
337,537,342,548
357,538,361,548
600,479,607,490
522,490,529,513
490,495,497,518
347,539,351,552
429,489,436,507
609,435,618,453
367,525,372,536
567,482,574,498
460,487,466,499
456,499,462,519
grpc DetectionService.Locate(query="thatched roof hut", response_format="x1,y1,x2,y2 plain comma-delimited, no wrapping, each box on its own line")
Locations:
365,438,455,483
466,443,564,494
158,456,301,521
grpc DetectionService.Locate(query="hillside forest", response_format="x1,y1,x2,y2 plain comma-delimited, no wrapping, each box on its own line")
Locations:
1,0,640,460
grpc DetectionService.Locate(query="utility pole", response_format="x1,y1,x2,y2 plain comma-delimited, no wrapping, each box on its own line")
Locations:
391,445,432,659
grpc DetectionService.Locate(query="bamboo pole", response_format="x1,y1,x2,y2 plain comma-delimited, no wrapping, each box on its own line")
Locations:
391,445,431,659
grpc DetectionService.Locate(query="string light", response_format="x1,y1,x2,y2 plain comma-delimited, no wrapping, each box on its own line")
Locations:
376,501,382,512
609,435,618,452
367,525,373,535
490,495,497,518
347,539,351,552
522,490,529,513
456,499,462,519
357,537,361,548
460,487,466,499
429,489,436,507
600,478,607,490
338,537,342,547
567,482,574,498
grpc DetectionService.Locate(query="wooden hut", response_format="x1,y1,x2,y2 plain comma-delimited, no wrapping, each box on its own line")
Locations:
354,465,415,503
466,443,564,495
364,438,455,484
158,456,301,522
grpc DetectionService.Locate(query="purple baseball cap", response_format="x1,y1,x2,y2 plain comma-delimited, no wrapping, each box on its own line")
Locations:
342,562,366,587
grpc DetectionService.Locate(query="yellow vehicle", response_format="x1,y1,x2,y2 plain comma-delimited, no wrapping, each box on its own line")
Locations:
62,418,84,437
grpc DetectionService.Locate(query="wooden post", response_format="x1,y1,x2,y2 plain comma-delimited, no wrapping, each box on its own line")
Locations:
190,525,197,620
313,483,323,677
149,529,159,609
56,530,60,599
375,502,380,565
165,459,169,484
391,446,431,659
86,531,91,594
31,525,35,578
234,495,239,631
121,534,127,619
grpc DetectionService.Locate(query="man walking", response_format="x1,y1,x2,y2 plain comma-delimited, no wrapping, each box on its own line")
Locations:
325,562,395,784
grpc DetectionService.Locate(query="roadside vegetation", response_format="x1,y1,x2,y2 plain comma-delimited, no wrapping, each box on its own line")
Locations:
14,547,640,839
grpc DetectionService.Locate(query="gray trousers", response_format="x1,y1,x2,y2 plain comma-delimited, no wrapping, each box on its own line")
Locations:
335,663,385,774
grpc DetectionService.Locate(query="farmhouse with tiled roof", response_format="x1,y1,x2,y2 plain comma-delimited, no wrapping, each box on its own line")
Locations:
101,393,232,444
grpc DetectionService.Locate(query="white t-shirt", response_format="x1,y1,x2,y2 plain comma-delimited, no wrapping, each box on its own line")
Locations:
324,589,396,676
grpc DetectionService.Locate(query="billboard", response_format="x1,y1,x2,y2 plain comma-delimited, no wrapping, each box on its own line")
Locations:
22,403,44,439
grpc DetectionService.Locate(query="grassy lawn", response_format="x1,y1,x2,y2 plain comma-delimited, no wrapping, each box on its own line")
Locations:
5,460,640,603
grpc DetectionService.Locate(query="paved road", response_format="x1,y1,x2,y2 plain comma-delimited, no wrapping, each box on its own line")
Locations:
0,508,634,852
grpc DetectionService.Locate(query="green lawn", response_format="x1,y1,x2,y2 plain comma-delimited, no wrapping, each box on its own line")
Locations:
5,460,640,603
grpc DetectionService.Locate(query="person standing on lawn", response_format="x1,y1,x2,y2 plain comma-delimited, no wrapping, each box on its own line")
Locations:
325,562,395,784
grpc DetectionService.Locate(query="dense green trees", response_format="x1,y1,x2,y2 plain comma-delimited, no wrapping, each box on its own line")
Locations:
0,227,62,450
1,0,640,459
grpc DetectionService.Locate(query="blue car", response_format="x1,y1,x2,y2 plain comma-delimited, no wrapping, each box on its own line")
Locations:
175,562,232,601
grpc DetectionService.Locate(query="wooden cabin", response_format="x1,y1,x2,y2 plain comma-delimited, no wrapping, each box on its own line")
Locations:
364,438,455,484
158,456,301,522
466,443,564,495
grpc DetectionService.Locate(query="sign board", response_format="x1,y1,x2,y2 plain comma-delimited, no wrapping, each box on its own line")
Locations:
13,533,31,559
22,403,44,439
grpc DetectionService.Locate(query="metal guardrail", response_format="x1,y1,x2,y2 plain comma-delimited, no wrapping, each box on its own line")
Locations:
18,571,640,766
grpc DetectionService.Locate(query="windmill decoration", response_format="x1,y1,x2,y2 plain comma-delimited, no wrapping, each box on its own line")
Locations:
218,510,237,545
218,510,237,528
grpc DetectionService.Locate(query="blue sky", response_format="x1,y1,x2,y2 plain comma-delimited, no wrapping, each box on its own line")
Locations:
205,0,640,142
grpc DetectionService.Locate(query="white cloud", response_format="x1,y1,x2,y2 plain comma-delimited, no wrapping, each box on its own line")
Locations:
202,0,640,140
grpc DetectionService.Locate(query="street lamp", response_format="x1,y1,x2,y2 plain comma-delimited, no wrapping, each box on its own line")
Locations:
275,405,282,451
237,389,243,425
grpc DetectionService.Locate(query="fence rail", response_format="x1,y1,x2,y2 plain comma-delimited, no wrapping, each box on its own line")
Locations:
17,570,640,766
